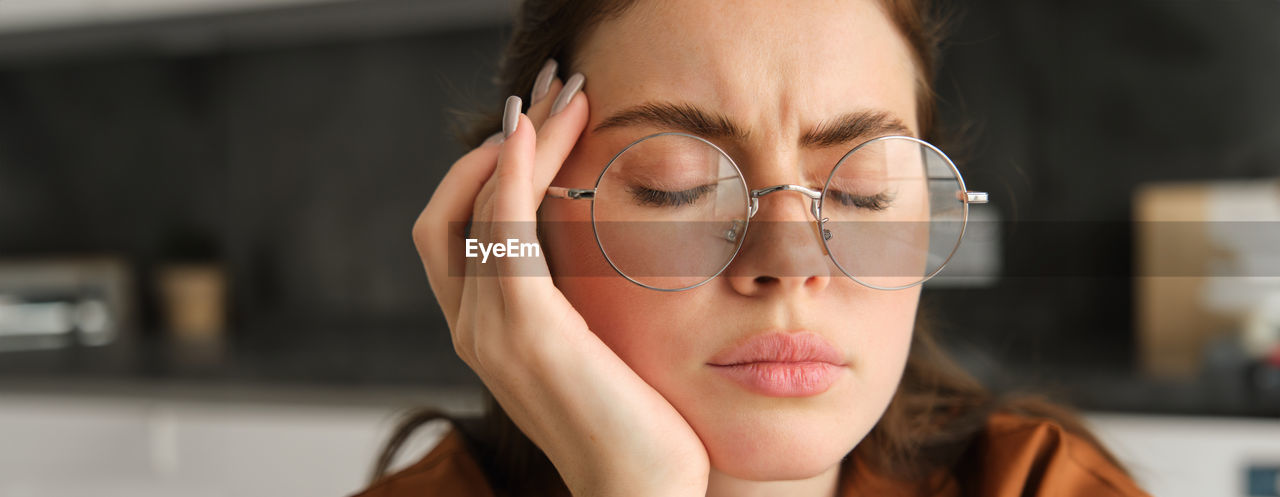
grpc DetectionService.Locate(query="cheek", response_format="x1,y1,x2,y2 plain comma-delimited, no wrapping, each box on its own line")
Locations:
550,268,706,383
540,207,688,367
836,286,918,425
848,289,917,435
858,288,918,378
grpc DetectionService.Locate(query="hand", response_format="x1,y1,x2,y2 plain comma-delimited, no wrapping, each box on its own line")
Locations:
411,67,710,497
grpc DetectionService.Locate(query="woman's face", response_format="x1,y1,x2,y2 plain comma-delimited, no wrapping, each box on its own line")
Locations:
539,0,921,481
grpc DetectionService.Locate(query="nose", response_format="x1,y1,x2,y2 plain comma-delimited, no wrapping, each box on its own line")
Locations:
723,186,834,296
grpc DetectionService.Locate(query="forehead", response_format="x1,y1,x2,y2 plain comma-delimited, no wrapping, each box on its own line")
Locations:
574,0,920,139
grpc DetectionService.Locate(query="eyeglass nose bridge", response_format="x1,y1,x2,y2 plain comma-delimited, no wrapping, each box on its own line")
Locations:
748,184,823,219
747,184,832,254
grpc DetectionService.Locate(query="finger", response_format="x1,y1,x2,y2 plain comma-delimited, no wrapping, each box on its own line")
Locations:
413,136,502,329
528,58,562,127
532,73,588,192
530,59,558,106
490,112,554,298
492,112,539,225
528,79,564,130
468,239,512,371
458,177,504,370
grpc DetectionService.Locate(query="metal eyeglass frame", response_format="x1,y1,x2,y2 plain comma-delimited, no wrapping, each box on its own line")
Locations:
545,131,990,292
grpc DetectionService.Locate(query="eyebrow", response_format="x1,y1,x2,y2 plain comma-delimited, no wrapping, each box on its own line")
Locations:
802,110,913,146
592,101,913,147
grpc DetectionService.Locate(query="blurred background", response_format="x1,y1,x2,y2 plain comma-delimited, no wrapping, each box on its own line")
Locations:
1,0,1278,496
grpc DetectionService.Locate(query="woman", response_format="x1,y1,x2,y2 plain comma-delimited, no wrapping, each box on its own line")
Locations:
356,0,1151,496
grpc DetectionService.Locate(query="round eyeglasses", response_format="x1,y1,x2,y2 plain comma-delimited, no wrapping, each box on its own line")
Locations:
545,132,989,291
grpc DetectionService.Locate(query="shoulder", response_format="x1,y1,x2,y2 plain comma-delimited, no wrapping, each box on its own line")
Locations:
964,411,1151,497
348,426,496,497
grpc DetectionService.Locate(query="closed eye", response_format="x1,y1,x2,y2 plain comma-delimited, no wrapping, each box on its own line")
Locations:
628,184,715,207
827,190,894,211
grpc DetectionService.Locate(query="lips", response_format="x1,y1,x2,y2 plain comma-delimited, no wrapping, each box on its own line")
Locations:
707,331,846,367
707,331,846,397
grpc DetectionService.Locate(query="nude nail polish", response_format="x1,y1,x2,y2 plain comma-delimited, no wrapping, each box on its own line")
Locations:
549,73,584,116
503,95,521,138
531,59,558,105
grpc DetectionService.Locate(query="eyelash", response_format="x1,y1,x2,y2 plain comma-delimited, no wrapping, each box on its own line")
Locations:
628,184,715,207
827,190,894,211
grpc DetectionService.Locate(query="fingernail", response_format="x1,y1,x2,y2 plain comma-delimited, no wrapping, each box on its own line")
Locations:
549,73,584,116
530,58,558,105
483,131,503,145
502,95,521,138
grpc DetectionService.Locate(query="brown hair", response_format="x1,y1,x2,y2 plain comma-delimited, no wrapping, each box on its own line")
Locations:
373,1,1128,495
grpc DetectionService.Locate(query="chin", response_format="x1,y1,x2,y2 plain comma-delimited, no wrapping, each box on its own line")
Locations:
697,406,876,481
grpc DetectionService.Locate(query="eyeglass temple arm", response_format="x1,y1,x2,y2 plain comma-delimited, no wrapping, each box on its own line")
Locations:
964,191,989,204
546,186,594,200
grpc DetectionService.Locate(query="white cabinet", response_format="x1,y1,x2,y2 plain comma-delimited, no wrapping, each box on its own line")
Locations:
1090,413,1280,497
0,386,477,497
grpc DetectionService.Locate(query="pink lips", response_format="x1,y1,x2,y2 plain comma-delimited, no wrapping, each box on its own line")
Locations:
707,332,846,397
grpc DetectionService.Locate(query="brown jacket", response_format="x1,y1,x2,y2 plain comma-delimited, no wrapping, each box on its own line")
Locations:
352,412,1151,497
